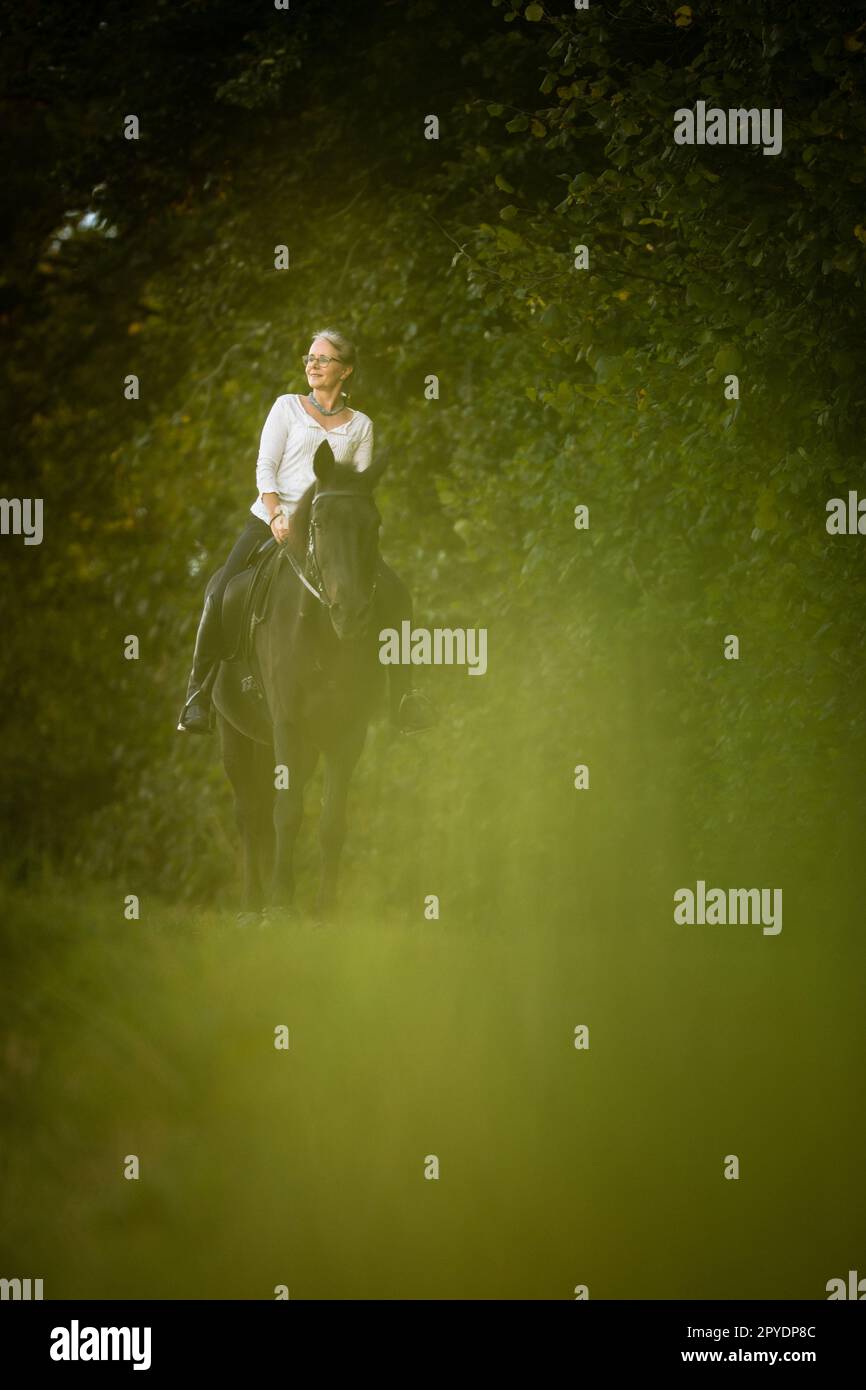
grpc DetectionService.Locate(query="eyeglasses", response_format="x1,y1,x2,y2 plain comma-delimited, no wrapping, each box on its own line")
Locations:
302,354,344,367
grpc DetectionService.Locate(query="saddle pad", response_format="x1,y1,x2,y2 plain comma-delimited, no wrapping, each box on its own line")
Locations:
221,541,279,664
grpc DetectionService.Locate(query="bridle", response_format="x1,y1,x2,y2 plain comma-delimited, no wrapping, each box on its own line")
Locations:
279,488,380,613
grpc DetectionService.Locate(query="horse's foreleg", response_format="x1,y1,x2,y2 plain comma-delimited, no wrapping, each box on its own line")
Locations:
318,729,366,920
377,561,413,724
219,714,267,914
254,740,276,896
269,724,316,911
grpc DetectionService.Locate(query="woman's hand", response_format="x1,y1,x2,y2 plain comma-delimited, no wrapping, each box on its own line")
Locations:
270,512,290,544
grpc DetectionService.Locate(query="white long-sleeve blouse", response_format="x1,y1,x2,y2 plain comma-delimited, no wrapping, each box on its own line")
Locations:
249,393,374,524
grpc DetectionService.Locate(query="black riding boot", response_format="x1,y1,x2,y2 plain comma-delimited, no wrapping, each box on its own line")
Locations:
177,591,222,733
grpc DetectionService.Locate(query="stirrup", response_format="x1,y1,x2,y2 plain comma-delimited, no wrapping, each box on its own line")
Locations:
177,692,214,733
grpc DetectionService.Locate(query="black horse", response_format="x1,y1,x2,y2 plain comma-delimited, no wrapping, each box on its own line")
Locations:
210,439,412,923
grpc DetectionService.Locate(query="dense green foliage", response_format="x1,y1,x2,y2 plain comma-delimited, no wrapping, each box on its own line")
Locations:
1,0,864,897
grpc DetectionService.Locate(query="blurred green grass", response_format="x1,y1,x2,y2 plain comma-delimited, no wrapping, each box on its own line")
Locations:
1,833,863,1298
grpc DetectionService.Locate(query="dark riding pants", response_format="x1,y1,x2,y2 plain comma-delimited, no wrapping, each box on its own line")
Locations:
212,516,273,611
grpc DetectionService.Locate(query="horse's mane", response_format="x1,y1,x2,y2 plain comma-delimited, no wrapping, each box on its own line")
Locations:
286,483,315,554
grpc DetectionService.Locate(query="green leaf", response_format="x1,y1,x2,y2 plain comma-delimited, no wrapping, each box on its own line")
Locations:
525,3,544,20
495,225,525,251
540,303,564,329
685,282,716,311
593,355,623,383
713,344,741,375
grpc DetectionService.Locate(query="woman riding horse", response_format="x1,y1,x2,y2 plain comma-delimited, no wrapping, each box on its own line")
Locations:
176,328,431,734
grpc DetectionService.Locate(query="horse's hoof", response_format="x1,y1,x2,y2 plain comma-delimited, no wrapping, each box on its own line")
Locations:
397,691,437,734
262,905,299,927
236,910,261,929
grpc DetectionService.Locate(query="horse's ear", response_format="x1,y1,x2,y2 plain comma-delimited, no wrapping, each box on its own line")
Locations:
313,439,336,481
360,446,390,490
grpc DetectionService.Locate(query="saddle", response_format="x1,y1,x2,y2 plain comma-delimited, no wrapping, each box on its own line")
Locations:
221,536,282,666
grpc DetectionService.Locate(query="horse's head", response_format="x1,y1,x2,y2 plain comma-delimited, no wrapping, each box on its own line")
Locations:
304,438,387,640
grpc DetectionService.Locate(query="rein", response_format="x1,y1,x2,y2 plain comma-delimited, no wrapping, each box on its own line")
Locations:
278,488,379,612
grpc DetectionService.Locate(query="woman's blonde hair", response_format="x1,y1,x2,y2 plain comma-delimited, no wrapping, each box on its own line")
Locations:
310,327,359,400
